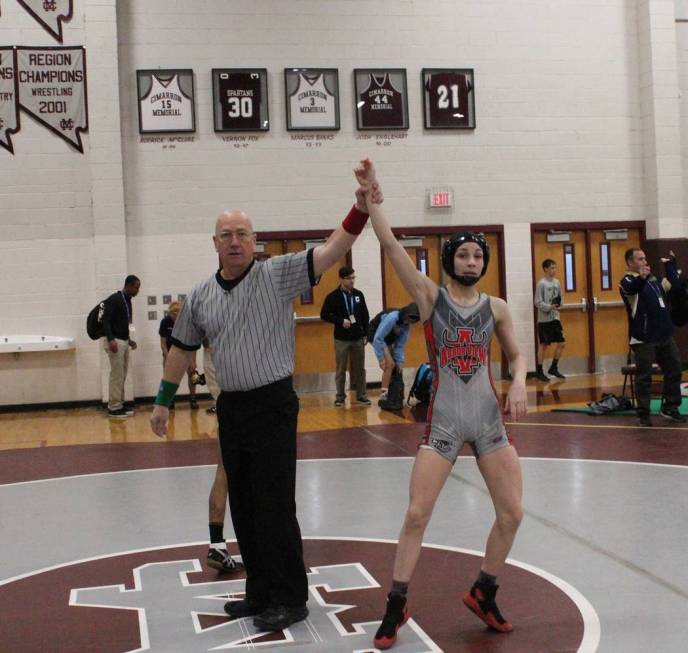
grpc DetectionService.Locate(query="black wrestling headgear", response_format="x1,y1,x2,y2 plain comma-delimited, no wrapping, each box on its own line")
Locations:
441,232,490,286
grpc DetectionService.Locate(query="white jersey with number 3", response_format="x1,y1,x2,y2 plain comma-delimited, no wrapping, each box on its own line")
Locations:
288,73,336,128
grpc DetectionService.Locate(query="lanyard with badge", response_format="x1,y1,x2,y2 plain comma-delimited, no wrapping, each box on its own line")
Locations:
120,290,132,323
342,290,356,324
649,278,666,308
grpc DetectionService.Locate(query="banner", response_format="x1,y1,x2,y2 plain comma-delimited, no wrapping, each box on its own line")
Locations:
0,47,20,153
15,0,73,43
17,46,88,152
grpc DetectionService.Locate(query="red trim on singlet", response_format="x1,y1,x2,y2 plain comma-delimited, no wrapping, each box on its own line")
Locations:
420,319,441,448
486,348,513,446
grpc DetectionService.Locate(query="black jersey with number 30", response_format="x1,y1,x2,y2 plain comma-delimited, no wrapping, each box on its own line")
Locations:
219,72,261,130
425,72,471,127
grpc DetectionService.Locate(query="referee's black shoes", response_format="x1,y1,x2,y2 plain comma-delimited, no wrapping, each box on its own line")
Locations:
224,599,267,620
253,604,309,631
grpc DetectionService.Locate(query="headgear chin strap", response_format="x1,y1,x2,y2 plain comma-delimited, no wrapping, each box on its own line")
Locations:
441,232,490,284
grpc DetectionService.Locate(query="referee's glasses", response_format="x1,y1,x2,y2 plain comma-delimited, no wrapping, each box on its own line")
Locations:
217,230,253,243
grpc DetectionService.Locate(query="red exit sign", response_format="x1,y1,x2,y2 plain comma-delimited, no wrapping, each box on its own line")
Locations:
429,190,453,208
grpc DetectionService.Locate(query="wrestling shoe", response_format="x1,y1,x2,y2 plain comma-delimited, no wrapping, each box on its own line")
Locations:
463,581,513,633
207,548,242,574
373,593,409,650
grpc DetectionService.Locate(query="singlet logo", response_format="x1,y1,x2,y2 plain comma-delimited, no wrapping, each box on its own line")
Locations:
440,326,487,381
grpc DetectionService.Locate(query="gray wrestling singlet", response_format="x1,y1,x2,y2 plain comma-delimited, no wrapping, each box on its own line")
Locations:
421,288,510,461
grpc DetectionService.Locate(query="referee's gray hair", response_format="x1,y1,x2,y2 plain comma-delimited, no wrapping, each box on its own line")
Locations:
215,209,253,234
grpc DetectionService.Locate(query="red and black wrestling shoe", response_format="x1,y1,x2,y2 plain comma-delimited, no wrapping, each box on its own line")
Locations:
373,592,410,649
463,581,513,633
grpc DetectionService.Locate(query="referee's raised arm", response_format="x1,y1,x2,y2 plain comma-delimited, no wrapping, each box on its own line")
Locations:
312,159,381,277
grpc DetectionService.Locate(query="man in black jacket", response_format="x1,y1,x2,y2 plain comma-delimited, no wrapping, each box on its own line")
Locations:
102,275,140,418
320,266,371,406
619,249,685,427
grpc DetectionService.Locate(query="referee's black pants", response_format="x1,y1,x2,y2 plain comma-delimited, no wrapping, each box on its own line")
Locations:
217,377,308,608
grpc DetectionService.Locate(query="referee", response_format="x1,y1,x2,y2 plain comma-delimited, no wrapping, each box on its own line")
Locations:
150,174,376,632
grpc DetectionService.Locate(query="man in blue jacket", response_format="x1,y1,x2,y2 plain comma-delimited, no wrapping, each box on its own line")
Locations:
619,249,685,427
372,303,420,398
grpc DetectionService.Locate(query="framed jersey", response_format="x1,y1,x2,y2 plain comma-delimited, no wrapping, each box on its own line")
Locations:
212,68,268,132
422,68,475,129
284,68,340,131
137,69,196,134
354,68,409,130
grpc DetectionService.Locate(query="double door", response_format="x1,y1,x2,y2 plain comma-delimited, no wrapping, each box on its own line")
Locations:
532,225,643,373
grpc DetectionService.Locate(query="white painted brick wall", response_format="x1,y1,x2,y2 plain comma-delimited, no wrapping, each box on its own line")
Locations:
2,0,688,405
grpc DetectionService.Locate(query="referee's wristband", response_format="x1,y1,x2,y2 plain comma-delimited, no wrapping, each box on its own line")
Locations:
154,380,179,407
342,205,369,235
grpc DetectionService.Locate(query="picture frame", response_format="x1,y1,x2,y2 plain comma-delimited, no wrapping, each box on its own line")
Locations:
212,68,269,132
284,67,340,131
137,68,195,134
354,68,409,130
421,68,475,129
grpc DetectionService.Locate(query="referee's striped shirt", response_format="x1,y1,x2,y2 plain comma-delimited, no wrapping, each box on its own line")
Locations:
171,249,317,391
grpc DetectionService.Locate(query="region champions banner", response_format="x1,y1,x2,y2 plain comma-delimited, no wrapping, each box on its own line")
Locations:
0,47,20,153
17,46,88,152
16,0,73,43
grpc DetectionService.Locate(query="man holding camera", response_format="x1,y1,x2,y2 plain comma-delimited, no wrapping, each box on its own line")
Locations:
534,259,566,382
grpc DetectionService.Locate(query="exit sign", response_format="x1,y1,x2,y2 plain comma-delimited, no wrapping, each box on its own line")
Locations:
427,188,453,208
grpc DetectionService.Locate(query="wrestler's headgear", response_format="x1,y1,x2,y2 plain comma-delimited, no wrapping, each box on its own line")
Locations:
441,232,490,286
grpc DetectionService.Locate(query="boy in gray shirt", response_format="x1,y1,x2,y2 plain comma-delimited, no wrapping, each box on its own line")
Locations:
534,259,566,381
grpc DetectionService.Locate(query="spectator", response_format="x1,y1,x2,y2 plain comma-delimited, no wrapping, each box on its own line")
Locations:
158,301,199,410
534,259,566,381
102,275,140,418
372,303,420,397
320,265,371,406
620,248,685,427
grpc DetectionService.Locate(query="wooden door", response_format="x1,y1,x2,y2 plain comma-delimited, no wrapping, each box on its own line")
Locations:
383,236,441,367
589,228,641,370
532,230,590,373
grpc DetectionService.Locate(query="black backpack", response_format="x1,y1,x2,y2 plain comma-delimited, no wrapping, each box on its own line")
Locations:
408,363,433,405
86,300,107,340
379,367,405,411
367,308,397,343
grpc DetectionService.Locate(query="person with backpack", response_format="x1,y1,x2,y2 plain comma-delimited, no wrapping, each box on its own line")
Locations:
371,303,420,407
101,275,140,418
355,160,528,649
319,265,371,407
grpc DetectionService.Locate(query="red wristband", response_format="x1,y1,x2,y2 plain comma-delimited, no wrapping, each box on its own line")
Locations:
342,205,369,235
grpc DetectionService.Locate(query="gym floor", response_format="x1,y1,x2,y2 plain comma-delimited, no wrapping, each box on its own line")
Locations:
1,373,686,652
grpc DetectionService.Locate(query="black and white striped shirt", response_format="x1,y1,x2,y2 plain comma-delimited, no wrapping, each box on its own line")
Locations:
171,249,316,391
